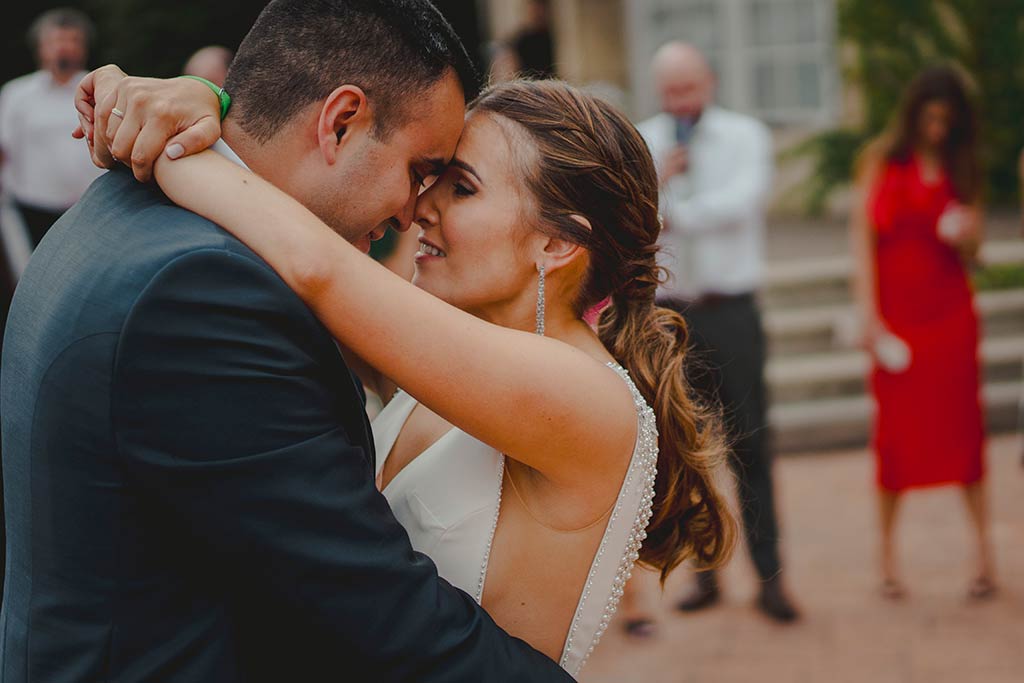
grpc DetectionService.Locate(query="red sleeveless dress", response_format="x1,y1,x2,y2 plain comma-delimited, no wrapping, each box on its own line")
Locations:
867,156,985,491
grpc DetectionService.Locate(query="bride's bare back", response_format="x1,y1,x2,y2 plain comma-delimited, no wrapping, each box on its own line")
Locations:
382,402,618,660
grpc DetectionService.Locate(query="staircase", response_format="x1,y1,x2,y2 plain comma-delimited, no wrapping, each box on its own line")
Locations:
763,225,1024,454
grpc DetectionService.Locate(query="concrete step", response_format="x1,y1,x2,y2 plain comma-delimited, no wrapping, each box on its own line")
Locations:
765,288,1024,356
762,239,1024,309
768,333,1024,387
767,334,1024,403
770,380,1022,453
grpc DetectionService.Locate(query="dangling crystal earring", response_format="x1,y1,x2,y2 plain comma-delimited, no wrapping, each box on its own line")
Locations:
535,264,546,336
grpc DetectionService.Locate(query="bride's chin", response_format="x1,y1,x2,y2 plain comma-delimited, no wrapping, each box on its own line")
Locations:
410,270,431,291
411,272,449,300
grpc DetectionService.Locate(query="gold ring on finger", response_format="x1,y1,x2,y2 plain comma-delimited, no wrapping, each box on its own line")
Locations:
111,107,125,119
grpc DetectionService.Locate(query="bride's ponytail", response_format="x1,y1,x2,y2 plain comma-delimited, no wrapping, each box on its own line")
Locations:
471,80,736,580
598,279,736,579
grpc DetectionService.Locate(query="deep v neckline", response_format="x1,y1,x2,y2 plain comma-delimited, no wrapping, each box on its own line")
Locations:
377,395,458,493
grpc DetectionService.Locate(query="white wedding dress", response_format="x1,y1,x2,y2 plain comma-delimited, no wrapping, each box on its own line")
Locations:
372,362,658,676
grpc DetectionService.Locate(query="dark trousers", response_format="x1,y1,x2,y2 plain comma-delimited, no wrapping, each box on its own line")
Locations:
661,293,782,581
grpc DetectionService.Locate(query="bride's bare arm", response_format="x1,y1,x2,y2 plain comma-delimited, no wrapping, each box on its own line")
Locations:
153,151,637,487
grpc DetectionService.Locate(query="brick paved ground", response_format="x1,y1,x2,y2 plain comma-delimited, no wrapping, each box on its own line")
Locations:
582,434,1024,683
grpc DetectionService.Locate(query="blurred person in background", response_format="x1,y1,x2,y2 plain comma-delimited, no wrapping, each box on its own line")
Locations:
0,8,101,248
1020,149,1024,465
638,41,799,623
510,0,556,79
182,45,234,88
849,65,994,600
490,0,556,83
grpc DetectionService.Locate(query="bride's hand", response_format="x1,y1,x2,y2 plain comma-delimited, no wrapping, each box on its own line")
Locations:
73,64,124,168
73,65,222,182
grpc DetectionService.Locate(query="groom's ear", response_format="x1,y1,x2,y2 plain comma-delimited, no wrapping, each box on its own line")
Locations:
317,85,369,165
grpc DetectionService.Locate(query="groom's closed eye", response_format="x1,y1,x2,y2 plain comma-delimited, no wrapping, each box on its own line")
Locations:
413,170,439,191
413,158,448,191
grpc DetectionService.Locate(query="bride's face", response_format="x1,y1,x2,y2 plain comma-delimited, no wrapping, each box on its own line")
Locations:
411,112,545,318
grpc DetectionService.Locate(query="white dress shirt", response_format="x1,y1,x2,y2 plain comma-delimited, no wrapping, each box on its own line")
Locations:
638,106,772,300
0,70,103,211
212,138,250,170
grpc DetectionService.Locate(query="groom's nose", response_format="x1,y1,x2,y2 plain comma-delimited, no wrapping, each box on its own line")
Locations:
392,189,420,233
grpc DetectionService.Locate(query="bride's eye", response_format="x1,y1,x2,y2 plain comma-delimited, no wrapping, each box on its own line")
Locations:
453,182,475,197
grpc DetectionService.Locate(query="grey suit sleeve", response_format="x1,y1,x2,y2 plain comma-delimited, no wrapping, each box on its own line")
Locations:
111,247,573,682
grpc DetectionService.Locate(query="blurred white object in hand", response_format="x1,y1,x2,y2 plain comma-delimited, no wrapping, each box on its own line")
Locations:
874,331,912,373
937,202,968,243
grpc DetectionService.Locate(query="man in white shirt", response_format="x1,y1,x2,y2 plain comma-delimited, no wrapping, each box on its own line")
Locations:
0,8,102,248
638,41,798,622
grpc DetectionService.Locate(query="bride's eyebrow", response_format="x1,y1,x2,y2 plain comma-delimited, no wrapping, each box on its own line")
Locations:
449,158,483,185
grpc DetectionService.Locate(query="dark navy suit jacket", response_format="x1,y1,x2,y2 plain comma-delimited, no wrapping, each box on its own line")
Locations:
0,168,571,682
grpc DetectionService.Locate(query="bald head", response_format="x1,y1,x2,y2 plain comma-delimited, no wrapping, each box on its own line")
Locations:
183,45,233,87
651,41,714,119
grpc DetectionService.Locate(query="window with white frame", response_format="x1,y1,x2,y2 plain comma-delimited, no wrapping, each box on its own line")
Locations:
628,0,837,126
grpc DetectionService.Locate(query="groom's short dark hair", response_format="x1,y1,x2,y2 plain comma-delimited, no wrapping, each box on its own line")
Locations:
225,0,480,143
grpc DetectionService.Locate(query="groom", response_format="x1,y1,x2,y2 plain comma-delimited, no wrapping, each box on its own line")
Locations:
0,1,572,681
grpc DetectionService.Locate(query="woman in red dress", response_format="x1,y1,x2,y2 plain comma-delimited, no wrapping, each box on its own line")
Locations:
850,66,994,600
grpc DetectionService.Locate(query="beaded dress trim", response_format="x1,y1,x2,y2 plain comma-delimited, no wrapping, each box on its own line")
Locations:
470,362,658,675
558,362,658,674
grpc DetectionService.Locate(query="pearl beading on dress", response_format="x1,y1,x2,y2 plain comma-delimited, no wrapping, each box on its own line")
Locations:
469,363,658,674
559,363,659,674
475,453,506,603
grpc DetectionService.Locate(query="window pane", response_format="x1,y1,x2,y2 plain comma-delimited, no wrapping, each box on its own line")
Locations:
749,0,773,46
797,60,822,107
794,0,818,43
650,0,720,52
749,0,820,46
753,61,778,110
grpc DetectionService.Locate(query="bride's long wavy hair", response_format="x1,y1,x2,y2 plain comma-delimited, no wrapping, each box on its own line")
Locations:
470,80,737,579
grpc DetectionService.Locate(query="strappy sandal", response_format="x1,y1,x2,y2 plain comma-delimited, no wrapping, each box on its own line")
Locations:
967,576,997,601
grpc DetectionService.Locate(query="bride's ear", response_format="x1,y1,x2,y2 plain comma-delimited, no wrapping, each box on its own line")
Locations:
317,85,369,164
539,215,590,274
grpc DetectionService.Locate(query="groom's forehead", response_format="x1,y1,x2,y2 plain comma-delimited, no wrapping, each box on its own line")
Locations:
401,72,467,152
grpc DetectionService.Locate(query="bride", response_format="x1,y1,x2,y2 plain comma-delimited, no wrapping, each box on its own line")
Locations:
81,72,735,675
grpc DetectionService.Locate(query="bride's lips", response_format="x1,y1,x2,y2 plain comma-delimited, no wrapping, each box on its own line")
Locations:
415,237,447,262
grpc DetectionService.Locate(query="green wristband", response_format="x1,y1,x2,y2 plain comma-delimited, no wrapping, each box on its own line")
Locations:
179,75,232,120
